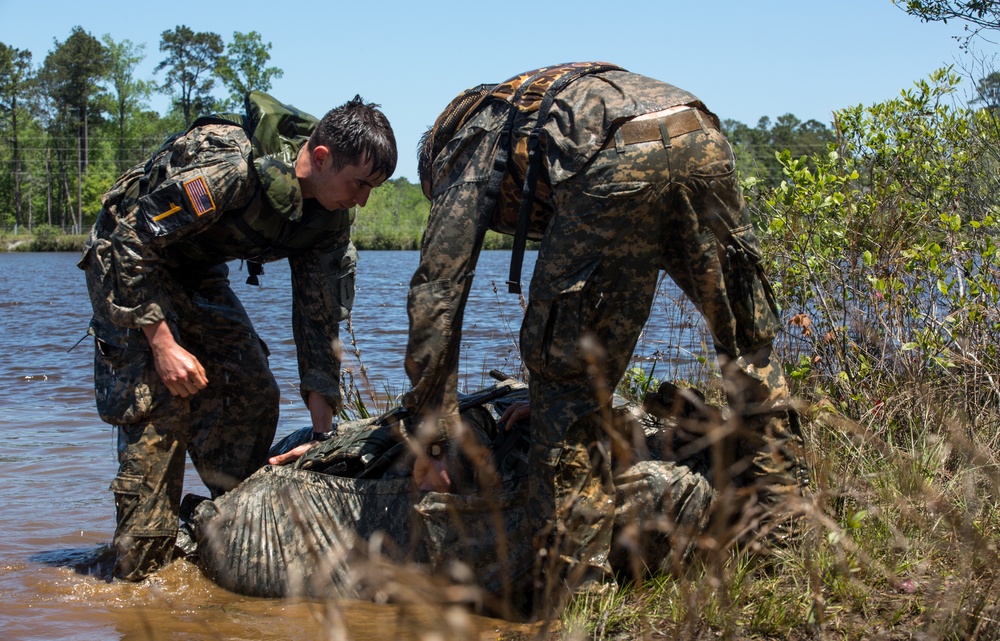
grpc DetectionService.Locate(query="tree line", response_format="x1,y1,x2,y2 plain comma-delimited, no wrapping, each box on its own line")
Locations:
0,25,283,236
3,6,998,249
0,24,853,245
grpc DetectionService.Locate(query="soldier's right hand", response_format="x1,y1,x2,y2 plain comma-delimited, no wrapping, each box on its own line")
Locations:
142,320,209,397
498,400,530,431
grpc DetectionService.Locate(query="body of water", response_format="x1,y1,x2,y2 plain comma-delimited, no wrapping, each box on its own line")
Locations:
0,250,710,640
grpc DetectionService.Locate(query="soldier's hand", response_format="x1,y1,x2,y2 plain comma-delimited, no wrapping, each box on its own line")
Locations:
268,441,317,466
142,320,209,397
498,400,530,431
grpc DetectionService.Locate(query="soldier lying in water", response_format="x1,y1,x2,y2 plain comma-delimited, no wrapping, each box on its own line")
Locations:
184,375,728,614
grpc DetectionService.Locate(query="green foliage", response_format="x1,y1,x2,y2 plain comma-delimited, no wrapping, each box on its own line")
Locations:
100,35,153,171
39,27,110,120
351,177,429,249
0,27,282,235
0,42,33,228
81,161,117,224
0,43,32,106
616,364,660,402
973,70,1000,109
758,66,1000,435
28,224,62,251
725,113,837,188
894,0,1000,29
894,0,1000,48
734,80,1000,640
215,31,283,110
154,25,224,126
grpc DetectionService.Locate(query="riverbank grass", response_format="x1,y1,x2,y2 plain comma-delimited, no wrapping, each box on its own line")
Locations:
561,401,1000,640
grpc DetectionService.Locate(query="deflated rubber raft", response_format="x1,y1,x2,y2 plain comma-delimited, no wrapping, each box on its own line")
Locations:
187,384,714,602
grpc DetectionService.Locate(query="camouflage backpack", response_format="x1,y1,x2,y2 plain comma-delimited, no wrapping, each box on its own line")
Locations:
190,90,317,210
428,62,625,293
140,91,317,229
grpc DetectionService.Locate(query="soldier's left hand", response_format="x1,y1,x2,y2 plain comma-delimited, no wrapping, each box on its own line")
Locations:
268,441,317,466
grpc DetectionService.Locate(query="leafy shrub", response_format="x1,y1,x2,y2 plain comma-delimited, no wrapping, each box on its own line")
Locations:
29,224,65,251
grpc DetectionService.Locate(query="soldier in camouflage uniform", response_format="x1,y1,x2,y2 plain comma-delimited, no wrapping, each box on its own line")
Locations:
404,63,805,611
78,92,396,581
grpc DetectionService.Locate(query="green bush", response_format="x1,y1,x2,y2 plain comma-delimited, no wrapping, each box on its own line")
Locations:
759,68,1000,432
28,224,65,251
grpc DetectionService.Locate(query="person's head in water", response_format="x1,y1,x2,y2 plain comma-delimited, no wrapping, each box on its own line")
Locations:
413,405,496,493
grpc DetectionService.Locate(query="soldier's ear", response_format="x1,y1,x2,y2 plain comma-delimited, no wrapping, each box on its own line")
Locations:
311,145,332,170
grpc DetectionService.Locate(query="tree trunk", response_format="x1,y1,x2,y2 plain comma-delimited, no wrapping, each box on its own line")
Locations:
76,130,83,233
45,147,53,226
82,103,89,172
62,166,72,231
56,144,71,229
118,110,127,173
11,95,23,228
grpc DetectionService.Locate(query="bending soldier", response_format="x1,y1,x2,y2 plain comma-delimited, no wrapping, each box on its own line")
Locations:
79,92,396,581
403,62,807,612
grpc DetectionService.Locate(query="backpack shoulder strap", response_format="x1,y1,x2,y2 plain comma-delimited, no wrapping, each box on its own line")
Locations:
473,70,551,265
505,62,624,294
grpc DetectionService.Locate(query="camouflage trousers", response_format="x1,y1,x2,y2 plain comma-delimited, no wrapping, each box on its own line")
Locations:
84,246,279,581
520,110,804,600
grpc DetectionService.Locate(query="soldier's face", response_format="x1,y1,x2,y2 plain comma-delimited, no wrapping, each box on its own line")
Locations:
313,150,385,211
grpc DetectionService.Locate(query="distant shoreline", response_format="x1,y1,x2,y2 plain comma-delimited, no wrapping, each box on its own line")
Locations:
1,233,530,252
1,234,87,253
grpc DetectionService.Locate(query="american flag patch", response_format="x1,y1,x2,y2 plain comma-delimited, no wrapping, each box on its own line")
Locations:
184,176,216,216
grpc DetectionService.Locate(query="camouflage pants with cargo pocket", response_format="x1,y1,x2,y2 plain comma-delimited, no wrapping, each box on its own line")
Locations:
84,242,279,581
520,109,806,604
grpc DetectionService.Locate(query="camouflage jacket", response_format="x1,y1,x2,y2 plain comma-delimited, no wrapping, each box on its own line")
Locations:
404,68,708,424
81,93,356,408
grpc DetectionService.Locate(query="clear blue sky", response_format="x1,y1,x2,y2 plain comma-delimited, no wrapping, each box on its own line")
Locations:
1,0,994,182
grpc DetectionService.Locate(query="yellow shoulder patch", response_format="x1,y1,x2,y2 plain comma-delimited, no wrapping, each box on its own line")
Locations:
152,203,182,221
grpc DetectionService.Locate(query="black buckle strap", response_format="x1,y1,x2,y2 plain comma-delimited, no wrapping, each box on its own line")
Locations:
505,129,542,294
245,260,264,286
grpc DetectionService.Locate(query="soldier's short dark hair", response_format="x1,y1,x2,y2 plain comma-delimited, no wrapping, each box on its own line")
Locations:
312,95,397,180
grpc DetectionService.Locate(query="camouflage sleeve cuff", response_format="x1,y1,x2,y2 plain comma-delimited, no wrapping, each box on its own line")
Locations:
107,299,169,329
299,370,343,414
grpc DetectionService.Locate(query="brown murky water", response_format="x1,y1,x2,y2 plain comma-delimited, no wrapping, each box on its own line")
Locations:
0,250,697,640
